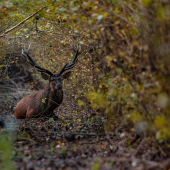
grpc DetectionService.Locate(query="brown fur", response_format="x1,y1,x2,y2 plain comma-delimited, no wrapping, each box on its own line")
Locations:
16,44,80,119
14,83,63,119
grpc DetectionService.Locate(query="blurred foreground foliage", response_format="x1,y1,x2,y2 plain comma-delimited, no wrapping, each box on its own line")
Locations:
0,0,170,141
0,133,16,170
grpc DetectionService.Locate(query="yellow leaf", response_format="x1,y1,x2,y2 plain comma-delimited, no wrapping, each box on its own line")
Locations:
78,100,85,106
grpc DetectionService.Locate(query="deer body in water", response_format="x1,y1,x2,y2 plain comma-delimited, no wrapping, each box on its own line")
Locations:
14,45,81,119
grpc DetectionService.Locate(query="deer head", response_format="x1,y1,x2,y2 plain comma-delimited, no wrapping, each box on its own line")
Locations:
22,44,81,91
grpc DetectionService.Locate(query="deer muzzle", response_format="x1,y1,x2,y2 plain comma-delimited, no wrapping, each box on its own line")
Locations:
57,83,62,89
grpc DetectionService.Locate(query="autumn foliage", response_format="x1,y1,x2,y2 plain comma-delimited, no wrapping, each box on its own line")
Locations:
0,0,170,140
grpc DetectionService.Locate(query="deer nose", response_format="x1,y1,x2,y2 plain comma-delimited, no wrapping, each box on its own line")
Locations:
57,84,62,88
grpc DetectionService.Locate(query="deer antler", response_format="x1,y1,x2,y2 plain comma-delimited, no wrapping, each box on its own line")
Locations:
22,44,53,76
60,44,81,75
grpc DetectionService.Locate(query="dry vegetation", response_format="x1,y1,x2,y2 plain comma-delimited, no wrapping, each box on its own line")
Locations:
1,0,170,169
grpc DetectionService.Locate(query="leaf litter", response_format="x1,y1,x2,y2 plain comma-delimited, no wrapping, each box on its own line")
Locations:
0,93,170,170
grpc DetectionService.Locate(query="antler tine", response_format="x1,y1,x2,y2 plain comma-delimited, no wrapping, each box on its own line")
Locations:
69,42,77,53
60,44,81,75
27,43,32,54
66,44,81,66
22,45,53,76
22,43,32,61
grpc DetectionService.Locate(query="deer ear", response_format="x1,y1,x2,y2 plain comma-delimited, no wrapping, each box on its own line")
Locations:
62,71,71,80
41,72,50,80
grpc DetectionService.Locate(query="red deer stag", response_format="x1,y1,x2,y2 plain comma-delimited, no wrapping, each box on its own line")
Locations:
14,45,81,119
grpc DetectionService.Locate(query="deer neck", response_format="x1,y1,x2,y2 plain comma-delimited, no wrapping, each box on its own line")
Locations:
43,82,63,105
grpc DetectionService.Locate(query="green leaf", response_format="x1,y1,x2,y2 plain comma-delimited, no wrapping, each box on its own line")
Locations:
142,0,152,6
42,98,46,103
3,76,9,80
49,118,54,122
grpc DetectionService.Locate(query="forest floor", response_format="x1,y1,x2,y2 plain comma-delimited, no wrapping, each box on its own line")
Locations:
0,89,170,170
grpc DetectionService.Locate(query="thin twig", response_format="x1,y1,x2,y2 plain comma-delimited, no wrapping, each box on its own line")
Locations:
15,130,115,136
15,137,35,144
0,12,24,34
0,86,35,92
103,157,170,169
0,6,46,37
0,55,11,80
96,3,132,25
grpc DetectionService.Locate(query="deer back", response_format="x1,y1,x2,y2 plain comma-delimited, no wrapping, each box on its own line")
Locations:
14,83,63,119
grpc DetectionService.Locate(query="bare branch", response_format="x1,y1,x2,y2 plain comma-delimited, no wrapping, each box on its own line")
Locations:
0,12,24,34
0,6,46,37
